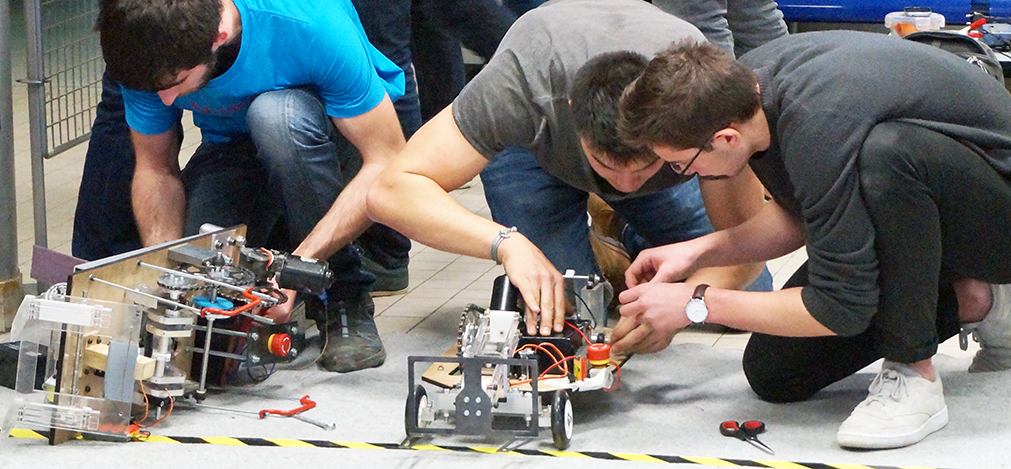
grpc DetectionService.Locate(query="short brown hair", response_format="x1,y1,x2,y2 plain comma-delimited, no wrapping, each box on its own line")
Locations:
97,0,220,91
619,39,761,150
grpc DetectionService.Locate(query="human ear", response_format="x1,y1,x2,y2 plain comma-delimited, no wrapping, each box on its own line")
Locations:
211,29,229,50
712,128,741,150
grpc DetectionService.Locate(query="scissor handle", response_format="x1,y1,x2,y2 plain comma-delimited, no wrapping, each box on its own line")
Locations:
742,420,766,436
720,420,743,438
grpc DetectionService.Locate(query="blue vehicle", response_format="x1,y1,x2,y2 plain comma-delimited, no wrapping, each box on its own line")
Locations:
779,0,1011,23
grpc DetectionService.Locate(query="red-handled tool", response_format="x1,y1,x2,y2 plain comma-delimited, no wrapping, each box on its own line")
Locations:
720,420,774,454
258,394,316,418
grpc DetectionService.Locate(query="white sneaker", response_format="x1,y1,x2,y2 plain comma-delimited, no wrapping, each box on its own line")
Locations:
962,283,1011,373
836,361,948,449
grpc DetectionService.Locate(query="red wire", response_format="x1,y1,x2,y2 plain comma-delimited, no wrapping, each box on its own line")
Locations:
565,321,590,344
200,286,260,318
259,247,274,269
135,380,151,426
519,342,570,375
139,394,174,429
539,355,577,378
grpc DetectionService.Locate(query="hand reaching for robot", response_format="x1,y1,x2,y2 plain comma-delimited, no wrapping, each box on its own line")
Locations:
259,278,296,323
624,242,702,288
496,232,567,336
611,282,694,354
610,315,681,355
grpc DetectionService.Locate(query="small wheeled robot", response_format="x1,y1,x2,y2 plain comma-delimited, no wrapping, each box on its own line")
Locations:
404,271,620,450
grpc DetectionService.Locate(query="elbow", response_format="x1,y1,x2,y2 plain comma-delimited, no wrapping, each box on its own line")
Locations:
365,173,392,226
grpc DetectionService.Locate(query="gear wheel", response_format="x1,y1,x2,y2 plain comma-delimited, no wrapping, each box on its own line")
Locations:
156,272,207,291
42,282,67,300
206,265,255,287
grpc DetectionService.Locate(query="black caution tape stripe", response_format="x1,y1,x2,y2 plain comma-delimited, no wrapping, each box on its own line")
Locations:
8,429,956,469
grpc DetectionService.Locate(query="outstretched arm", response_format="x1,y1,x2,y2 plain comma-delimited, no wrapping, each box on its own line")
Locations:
368,105,567,335
683,165,768,289
295,95,405,260
263,95,404,323
626,197,806,288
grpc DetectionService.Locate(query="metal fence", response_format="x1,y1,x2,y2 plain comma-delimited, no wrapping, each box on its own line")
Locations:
23,0,103,247
39,0,103,155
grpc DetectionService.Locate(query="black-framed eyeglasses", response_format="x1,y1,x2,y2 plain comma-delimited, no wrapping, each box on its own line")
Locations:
669,145,706,176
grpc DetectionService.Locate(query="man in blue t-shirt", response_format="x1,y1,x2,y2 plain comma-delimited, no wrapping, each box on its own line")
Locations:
96,0,408,373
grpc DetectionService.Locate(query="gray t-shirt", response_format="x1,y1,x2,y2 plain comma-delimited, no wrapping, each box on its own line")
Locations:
452,0,706,199
739,31,1011,335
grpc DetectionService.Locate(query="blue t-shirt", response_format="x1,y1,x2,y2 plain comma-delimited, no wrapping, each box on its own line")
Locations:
122,0,404,143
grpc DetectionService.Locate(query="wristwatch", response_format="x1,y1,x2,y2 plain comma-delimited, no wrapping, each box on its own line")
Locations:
685,284,710,324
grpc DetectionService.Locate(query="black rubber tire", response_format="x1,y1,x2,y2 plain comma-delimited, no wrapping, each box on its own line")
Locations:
405,384,428,431
550,389,573,450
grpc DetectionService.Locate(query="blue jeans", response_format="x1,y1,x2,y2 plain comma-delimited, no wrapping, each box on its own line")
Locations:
480,147,772,290
351,0,422,138
652,0,788,57
411,0,515,120
181,88,411,302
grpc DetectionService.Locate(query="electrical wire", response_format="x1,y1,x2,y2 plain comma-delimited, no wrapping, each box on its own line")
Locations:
135,380,174,429
565,321,590,344
516,343,568,375
538,355,577,378
259,247,274,269
247,363,277,382
200,286,261,318
572,291,598,328
510,356,576,387
135,380,151,427
139,395,174,428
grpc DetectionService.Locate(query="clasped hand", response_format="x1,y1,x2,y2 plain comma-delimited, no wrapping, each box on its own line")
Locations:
610,243,703,355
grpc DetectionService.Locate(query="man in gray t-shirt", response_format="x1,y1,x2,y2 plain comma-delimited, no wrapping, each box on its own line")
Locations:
368,0,767,349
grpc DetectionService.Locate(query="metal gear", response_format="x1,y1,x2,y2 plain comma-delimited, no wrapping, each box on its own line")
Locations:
42,282,67,300
156,272,207,291
206,265,255,287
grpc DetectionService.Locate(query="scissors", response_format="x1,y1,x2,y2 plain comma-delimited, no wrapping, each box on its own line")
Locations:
720,420,774,454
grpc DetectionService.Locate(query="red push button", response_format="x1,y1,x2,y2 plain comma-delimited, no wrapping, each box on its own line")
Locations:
586,342,610,367
268,333,292,356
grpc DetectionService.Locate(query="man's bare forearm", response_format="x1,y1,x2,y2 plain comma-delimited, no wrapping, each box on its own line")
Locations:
295,162,382,260
131,129,185,246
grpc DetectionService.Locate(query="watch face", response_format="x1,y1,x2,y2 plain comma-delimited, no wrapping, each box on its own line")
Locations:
686,298,708,323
